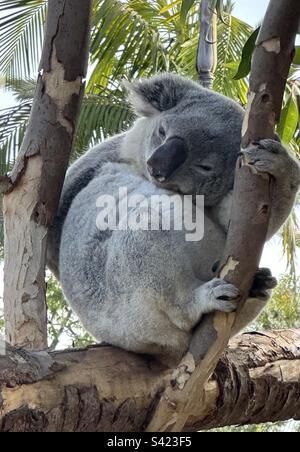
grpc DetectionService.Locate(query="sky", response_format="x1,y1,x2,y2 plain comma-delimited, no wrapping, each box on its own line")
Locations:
234,0,268,27
0,0,299,301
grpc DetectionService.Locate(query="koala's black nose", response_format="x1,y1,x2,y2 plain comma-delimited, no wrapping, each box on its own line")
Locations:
147,137,188,182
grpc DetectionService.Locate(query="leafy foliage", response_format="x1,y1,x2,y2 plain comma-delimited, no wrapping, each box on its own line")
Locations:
277,89,299,145
74,92,135,155
233,27,260,80
0,101,31,173
257,275,300,330
0,275,95,349
0,0,47,80
47,275,94,350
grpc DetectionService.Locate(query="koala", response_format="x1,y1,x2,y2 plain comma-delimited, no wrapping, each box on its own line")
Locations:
47,73,300,363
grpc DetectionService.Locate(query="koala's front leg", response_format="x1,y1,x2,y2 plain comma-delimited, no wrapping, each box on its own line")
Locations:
231,268,277,336
241,139,300,239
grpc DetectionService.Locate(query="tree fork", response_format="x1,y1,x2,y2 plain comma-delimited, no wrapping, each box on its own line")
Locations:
147,0,300,432
0,329,299,432
3,0,91,349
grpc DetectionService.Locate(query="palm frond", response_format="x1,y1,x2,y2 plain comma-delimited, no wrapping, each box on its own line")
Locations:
0,0,47,79
89,0,169,88
0,102,31,173
178,14,252,104
4,77,36,101
214,15,252,104
74,93,135,156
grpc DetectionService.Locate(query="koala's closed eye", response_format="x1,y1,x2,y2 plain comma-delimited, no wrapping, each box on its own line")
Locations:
158,126,166,139
193,161,214,173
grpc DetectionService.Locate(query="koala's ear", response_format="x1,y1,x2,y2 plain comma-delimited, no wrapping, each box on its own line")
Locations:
123,73,200,117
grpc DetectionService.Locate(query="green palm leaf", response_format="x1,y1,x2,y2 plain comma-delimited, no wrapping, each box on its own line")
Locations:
0,81,135,160
214,15,252,104
3,77,36,101
178,14,252,104
0,0,47,79
89,0,170,88
0,101,31,173
74,93,135,156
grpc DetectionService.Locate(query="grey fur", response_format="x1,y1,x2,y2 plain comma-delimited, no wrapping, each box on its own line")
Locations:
47,73,300,362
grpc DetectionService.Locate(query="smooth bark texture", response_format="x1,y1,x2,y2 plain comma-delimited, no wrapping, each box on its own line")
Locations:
3,0,91,349
147,0,300,432
197,0,217,88
0,329,299,432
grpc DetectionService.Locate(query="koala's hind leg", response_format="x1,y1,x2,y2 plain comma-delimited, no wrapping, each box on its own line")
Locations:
102,230,241,360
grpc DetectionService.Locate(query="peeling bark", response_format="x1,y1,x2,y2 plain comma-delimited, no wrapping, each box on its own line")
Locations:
0,330,299,432
147,0,300,432
3,0,91,349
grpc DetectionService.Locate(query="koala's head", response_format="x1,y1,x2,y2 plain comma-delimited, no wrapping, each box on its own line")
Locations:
122,73,244,206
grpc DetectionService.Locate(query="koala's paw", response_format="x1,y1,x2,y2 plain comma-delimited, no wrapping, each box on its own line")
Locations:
250,268,278,301
203,278,240,313
241,139,300,186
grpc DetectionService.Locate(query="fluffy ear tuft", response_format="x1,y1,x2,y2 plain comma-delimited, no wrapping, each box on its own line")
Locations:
123,73,201,117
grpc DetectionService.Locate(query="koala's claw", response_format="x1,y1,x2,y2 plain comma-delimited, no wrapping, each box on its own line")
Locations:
254,139,283,154
250,267,278,301
207,278,240,313
241,139,290,179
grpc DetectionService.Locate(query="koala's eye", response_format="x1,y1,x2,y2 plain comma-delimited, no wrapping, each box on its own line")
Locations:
195,162,214,172
199,164,213,172
158,126,166,139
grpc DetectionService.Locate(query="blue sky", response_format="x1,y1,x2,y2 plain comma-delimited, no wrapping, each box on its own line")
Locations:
234,0,269,27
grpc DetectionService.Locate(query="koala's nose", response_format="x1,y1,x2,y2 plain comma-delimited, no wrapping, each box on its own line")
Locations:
147,137,188,182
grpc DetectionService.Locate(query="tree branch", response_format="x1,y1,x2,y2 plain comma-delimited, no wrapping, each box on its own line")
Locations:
3,0,91,349
0,329,299,432
197,0,217,88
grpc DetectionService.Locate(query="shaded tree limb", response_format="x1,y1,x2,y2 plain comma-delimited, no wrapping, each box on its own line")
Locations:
3,0,91,349
147,0,300,432
0,329,299,432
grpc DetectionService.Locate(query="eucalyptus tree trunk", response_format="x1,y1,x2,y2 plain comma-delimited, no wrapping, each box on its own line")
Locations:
147,0,300,432
2,0,91,349
0,329,299,432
